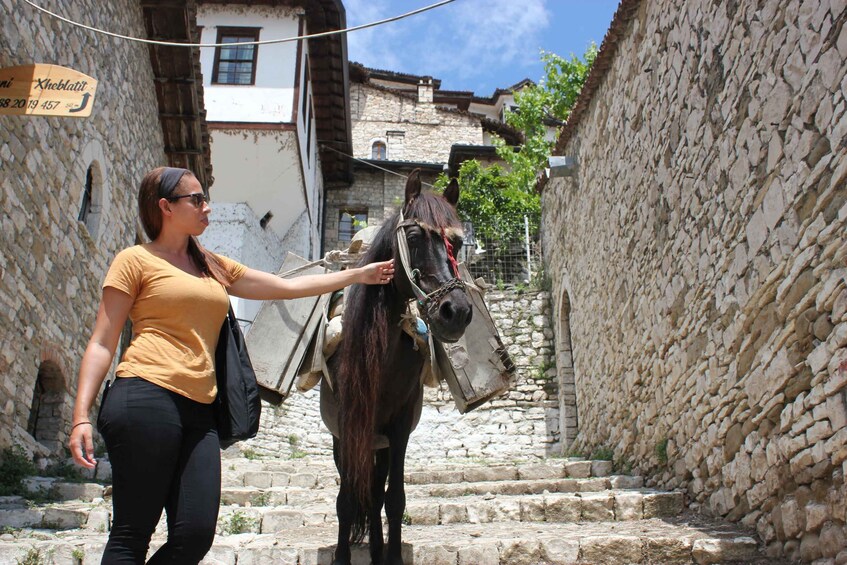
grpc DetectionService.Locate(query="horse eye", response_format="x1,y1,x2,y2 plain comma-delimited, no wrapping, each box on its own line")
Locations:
406,227,424,243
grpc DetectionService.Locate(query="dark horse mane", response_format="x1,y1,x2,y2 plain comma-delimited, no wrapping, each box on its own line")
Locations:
335,190,461,539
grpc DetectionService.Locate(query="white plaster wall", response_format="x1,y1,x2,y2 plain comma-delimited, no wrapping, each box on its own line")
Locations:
208,128,307,242
197,5,301,123
200,202,287,328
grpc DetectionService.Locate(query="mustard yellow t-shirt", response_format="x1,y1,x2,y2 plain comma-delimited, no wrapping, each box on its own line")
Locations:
103,245,247,403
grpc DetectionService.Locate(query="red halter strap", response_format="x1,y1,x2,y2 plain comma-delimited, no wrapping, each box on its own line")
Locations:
441,228,461,280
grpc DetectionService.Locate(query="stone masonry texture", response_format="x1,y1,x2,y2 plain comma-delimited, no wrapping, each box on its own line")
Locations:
233,288,560,463
0,0,166,454
541,0,847,560
324,81,483,253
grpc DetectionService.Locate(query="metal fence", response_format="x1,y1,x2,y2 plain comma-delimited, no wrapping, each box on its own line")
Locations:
459,214,543,289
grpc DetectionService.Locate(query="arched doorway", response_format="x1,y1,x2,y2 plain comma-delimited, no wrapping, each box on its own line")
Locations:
26,360,67,453
557,291,579,450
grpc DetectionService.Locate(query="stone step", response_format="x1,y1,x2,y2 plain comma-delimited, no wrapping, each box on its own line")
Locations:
0,487,684,536
220,474,645,508
215,489,686,534
20,478,109,503
0,516,772,564
221,456,618,488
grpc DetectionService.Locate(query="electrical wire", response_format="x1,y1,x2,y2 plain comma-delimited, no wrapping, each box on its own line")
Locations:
320,143,439,188
19,0,457,48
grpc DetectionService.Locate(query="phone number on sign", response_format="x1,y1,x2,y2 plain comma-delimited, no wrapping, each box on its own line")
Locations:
0,98,61,110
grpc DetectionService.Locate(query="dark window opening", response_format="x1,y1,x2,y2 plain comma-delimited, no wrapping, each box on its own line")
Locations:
27,361,66,453
339,210,368,242
260,210,273,229
212,27,260,85
78,165,93,222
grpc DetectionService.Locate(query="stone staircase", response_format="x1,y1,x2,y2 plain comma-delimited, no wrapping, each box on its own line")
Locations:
0,456,773,564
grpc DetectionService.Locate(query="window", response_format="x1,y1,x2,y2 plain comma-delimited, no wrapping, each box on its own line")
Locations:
371,141,387,160
78,165,93,223
212,27,260,85
339,210,368,242
78,161,103,239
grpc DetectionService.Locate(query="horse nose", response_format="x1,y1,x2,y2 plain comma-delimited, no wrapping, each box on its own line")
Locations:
439,299,472,329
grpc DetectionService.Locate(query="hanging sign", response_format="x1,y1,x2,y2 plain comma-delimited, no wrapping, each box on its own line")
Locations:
0,64,98,117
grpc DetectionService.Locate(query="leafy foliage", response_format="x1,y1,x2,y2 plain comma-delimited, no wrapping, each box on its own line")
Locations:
494,46,598,194
436,45,598,284
0,445,36,497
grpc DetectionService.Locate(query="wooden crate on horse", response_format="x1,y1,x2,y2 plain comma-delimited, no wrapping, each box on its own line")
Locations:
432,263,515,413
244,252,330,403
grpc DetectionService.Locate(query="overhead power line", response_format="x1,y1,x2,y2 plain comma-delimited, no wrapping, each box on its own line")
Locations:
19,0,457,48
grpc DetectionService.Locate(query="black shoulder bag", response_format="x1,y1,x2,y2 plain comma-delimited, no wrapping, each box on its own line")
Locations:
214,304,261,448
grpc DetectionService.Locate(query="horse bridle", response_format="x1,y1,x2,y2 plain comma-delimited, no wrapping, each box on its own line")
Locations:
395,208,466,322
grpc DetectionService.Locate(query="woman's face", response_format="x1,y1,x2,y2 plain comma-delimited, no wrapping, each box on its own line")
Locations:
164,175,211,236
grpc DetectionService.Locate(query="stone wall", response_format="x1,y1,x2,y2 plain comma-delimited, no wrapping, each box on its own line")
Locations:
349,83,482,163
233,287,560,462
541,0,847,560
0,0,166,454
324,80,484,254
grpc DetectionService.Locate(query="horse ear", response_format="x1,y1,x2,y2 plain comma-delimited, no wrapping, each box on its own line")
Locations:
443,178,459,207
405,169,422,206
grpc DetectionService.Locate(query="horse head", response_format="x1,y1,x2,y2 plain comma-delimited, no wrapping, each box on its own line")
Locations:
394,169,472,342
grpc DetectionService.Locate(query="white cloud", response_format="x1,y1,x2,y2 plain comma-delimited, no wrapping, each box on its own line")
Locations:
345,0,551,92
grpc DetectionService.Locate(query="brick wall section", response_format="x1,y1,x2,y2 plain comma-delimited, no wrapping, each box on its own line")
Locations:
0,0,166,454
235,288,560,461
541,0,847,560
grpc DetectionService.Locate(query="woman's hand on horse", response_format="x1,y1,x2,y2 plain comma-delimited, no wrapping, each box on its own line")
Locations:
360,259,395,285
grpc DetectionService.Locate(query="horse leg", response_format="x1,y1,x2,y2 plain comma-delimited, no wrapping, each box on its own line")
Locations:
332,437,355,565
383,428,412,565
369,447,390,564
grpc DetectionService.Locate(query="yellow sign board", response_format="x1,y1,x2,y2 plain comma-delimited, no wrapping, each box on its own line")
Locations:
0,64,98,117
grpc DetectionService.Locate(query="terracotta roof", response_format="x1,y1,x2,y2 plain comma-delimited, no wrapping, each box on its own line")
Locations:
198,0,353,187
448,144,499,176
481,118,523,146
547,0,643,178
348,62,443,89
141,0,212,189
471,78,534,104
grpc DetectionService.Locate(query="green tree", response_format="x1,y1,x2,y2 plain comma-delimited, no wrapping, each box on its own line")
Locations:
437,44,598,271
494,45,598,192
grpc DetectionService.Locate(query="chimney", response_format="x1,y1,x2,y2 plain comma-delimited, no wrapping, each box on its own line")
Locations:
417,77,433,103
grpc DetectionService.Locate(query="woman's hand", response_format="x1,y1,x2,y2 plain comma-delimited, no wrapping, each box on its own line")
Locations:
70,422,96,469
358,259,395,285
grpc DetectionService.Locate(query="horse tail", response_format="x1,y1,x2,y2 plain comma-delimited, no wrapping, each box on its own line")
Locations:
337,282,389,542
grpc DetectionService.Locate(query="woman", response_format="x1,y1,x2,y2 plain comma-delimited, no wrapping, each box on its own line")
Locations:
68,167,393,564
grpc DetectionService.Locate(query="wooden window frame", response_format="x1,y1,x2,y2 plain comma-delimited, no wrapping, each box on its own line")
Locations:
371,141,387,160
212,27,261,85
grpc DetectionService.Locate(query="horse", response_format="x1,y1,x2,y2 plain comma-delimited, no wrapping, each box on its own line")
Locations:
320,169,473,565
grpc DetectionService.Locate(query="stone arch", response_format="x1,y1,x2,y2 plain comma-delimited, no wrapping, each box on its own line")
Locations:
556,286,579,450
26,359,68,453
74,140,111,242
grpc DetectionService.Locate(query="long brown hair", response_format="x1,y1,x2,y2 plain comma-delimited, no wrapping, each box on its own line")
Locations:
137,167,234,286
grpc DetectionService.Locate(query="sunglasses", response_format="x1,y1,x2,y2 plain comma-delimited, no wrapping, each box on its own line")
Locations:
167,192,209,208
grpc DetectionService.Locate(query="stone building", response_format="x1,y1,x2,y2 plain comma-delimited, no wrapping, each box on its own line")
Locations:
541,0,847,559
323,64,524,253
0,1,210,458
242,65,562,462
195,0,352,326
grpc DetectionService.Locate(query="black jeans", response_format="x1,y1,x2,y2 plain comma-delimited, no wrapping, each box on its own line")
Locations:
98,377,221,564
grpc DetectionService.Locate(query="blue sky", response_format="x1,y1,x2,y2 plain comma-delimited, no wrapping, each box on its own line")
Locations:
344,0,620,96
